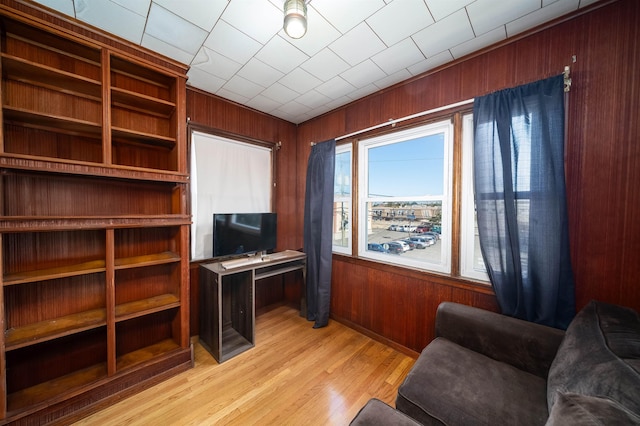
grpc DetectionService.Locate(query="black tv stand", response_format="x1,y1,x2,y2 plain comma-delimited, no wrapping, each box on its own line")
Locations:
199,250,306,362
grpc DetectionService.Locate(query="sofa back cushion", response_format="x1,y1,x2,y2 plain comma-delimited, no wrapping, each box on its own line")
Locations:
547,301,640,415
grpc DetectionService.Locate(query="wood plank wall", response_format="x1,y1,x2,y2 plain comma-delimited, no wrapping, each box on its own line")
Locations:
186,89,299,335
187,0,639,355
296,0,639,353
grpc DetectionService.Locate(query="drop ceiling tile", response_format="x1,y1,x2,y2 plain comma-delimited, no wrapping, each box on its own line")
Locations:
311,0,387,34
372,38,426,75
145,4,208,55
413,8,474,58
507,0,579,37
191,47,242,80
261,82,300,104
245,94,282,113
186,67,227,94
222,75,265,99
295,90,332,109
347,83,381,101
153,0,228,31
75,0,146,43
204,20,263,64
216,87,250,105
141,33,194,64
579,0,601,7
279,68,323,95
450,26,506,59
367,0,434,46
407,50,454,76
374,69,413,89
467,0,539,36
221,0,282,44
300,48,350,81
110,0,150,16
256,35,309,74
340,60,387,89
277,100,312,116
329,22,387,67
424,0,472,20
284,5,342,57
315,76,356,99
238,58,284,87
36,0,74,15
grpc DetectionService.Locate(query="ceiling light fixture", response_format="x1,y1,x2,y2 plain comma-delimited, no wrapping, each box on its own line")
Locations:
283,0,307,39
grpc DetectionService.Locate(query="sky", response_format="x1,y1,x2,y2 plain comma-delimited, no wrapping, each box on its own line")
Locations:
335,133,446,198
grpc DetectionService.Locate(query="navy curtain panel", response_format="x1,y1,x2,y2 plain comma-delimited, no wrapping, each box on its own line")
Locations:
473,74,575,329
303,139,335,328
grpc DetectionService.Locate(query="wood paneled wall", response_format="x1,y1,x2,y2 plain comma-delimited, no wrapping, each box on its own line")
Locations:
186,89,300,334
186,0,639,354
297,0,639,353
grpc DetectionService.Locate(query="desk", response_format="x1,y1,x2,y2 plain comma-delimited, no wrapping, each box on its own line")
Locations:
199,250,306,363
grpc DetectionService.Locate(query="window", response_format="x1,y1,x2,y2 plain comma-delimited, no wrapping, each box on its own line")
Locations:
332,111,489,284
190,130,273,260
332,144,352,254
460,114,490,281
357,120,452,273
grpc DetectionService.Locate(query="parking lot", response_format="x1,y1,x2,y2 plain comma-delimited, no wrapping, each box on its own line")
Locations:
367,221,442,262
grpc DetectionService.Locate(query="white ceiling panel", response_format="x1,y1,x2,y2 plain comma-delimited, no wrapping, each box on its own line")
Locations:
153,0,227,31
366,0,434,46
372,38,426,75
310,0,387,34
340,60,387,89
329,22,387,66
203,20,262,64
145,4,208,55
30,0,598,124
413,8,475,58
74,0,147,43
255,35,310,74
506,0,580,37
467,0,539,35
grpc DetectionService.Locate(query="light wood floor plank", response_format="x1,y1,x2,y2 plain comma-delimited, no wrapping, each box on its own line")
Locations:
73,305,416,425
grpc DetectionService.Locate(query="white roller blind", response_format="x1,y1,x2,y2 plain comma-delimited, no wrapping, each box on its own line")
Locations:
191,131,272,260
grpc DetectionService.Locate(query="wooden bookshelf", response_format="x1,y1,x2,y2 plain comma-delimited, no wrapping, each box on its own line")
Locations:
0,2,191,423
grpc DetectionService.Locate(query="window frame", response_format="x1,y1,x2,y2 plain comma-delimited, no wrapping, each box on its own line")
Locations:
356,119,453,274
460,113,490,281
332,143,353,255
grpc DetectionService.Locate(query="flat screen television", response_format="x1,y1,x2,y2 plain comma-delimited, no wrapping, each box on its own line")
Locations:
212,213,277,258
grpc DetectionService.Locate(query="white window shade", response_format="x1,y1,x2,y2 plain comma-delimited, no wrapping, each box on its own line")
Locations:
191,131,272,260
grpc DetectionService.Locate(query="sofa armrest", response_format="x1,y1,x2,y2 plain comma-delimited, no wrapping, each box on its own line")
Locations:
435,302,565,378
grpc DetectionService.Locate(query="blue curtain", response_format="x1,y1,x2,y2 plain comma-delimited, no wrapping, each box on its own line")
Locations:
473,75,575,329
303,139,335,328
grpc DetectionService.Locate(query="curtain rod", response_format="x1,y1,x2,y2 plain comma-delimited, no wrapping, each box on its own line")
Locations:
311,98,474,146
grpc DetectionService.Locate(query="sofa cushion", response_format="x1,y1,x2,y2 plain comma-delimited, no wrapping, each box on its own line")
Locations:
349,398,422,426
547,301,640,415
546,392,640,425
396,337,548,426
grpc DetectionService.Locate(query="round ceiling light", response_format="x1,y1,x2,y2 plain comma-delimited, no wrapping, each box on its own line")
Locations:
283,0,307,39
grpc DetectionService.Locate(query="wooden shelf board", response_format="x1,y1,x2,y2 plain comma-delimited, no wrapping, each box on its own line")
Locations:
3,259,106,286
115,251,181,269
111,126,176,148
3,106,101,136
115,294,180,322
116,339,181,372
111,87,175,117
2,53,102,99
5,308,107,350
0,154,189,182
0,215,191,232
7,363,107,414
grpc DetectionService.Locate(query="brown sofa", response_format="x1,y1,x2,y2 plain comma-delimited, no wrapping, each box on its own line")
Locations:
351,301,640,425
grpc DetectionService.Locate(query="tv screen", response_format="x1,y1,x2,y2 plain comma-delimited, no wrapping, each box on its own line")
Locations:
212,213,277,258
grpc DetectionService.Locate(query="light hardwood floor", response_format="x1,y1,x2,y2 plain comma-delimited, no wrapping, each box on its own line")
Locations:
73,305,416,425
